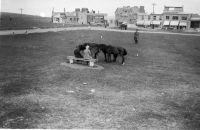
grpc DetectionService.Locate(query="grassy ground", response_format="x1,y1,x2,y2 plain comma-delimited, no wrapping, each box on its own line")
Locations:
0,30,200,129
0,12,89,30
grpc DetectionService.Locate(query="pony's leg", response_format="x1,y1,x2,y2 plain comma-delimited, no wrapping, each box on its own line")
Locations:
94,53,97,59
121,55,125,64
108,53,111,62
113,54,117,62
107,54,109,62
104,53,107,62
95,53,99,62
110,54,112,62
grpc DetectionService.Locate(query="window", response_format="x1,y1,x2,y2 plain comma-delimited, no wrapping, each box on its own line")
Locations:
148,15,150,20
182,16,187,20
142,16,144,20
169,8,174,11
166,16,170,20
172,16,178,20
159,16,162,20
70,18,72,21
153,16,156,20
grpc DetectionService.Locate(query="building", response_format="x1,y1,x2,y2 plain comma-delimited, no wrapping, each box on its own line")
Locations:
78,10,107,25
52,8,79,24
134,6,194,30
88,13,107,24
115,6,146,26
77,8,88,24
52,8,107,25
162,6,191,30
146,14,163,28
114,5,200,30
136,12,149,27
190,14,200,29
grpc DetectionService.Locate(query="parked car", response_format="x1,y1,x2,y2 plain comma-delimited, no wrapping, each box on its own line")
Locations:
96,23,104,26
119,22,127,30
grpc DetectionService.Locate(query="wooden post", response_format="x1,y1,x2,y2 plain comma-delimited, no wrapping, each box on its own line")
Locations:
69,59,73,64
89,61,94,67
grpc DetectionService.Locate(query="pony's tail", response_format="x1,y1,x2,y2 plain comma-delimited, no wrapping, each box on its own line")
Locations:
124,48,127,56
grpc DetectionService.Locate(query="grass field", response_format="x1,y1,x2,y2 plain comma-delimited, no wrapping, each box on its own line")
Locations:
0,30,200,129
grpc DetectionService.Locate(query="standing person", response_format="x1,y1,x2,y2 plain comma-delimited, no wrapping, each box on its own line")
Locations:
83,45,92,59
134,29,139,44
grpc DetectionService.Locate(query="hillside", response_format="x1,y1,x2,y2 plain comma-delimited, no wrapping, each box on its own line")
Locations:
0,12,87,30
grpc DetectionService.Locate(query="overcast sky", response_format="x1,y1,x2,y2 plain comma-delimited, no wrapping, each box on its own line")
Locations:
1,0,200,18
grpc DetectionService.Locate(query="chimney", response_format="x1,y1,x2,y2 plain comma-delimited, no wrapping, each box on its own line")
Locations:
64,8,66,13
75,8,80,16
139,6,145,13
52,8,54,22
82,8,88,13
75,8,80,12
52,8,54,14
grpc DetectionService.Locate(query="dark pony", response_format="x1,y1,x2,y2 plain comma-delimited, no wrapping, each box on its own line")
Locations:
107,45,119,62
97,44,127,64
75,43,127,64
107,45,127,64
97,44,110,61
74,44,85,58
116,46,127,64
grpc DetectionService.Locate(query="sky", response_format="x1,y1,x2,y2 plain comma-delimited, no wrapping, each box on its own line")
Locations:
1,0,200,18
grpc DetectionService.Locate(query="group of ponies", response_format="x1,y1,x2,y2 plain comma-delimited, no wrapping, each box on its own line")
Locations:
74,42,127,65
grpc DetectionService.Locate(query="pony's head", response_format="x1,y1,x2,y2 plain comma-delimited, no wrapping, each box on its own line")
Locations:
123,48,127,56
77,44,85,51
116,47,127,56
90,45,100,58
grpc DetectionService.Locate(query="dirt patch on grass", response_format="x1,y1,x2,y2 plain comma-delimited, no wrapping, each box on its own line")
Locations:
60,62,104,70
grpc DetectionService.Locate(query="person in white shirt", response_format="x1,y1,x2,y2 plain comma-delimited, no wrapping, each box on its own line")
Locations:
83,45,92,59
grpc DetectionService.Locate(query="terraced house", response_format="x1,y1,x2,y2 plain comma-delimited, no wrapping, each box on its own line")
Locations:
52,8,79,24
115,6,147,26
115,5,200,30
162,6,191,30
52,8,107,25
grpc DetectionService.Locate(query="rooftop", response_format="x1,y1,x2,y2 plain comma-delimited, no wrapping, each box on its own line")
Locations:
164,6,183,8
163,12,191,15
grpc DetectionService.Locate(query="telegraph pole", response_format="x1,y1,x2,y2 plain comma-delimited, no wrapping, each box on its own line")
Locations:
19,8,23,16
152,3,156,14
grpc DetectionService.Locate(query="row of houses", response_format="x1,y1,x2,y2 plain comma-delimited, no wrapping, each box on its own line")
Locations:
115,6,200,30
52,8,107,25
51,6,200,30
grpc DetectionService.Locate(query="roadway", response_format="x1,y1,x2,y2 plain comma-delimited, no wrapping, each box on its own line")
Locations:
0,26,200,37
